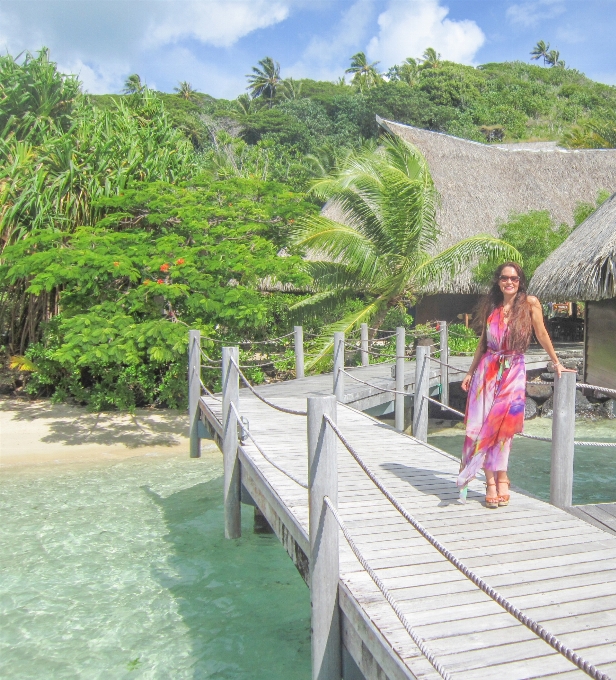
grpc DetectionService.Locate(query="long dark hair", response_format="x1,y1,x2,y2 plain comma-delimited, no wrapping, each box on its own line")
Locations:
476,262,533,352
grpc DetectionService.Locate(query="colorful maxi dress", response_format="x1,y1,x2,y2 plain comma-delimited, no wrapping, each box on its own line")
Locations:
457,306,526,494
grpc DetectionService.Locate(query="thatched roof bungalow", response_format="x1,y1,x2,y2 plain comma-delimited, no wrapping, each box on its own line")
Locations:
530,193,616,389
323,118,616,324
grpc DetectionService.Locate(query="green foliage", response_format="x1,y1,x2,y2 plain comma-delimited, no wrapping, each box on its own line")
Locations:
447,324,479,355
2,177,315,408
474,210,571,283
573,190,611,226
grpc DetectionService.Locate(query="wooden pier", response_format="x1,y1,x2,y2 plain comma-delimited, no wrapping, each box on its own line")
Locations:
192,332,616,680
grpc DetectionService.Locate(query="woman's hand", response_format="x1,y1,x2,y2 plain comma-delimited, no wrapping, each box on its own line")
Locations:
552,361,577,379
461,373,472,392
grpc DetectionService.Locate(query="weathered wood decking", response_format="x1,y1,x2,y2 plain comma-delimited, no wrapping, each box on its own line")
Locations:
199,357,616,680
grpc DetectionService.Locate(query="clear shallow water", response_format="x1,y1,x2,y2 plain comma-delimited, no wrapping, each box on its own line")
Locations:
429,418,616,505
0,453,311,680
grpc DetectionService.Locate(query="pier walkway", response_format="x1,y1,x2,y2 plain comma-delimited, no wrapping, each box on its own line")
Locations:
195,342,616,680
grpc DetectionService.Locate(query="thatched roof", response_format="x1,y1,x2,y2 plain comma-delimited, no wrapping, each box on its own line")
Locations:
323,118,616,294
530,192,616,301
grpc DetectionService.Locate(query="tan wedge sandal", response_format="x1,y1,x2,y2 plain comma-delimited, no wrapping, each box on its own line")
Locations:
498,477,511,507
485,482,499,509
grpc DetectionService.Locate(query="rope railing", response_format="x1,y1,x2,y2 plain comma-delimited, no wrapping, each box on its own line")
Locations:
341,369,413,396
229,403,308,488
323,497,452,680
199,377,221,402
230,357,308,416
429,357,468,374
322,413,611,680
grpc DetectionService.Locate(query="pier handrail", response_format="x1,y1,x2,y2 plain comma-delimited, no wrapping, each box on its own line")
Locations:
322,412,612,680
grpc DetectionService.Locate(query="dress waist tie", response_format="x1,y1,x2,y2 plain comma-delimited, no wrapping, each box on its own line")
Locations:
486,349,523,381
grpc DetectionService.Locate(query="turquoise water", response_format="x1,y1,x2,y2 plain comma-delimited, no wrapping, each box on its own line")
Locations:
429,418,616,505
0,452,311,679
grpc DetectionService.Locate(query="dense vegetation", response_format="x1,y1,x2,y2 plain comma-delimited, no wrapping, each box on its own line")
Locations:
1,46,614,409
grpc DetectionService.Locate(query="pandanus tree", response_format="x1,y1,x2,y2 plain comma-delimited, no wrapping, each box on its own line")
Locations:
290,135,521,370
246,57,281,107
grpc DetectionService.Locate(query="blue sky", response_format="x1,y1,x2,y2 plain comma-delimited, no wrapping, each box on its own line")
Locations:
0,0,615,98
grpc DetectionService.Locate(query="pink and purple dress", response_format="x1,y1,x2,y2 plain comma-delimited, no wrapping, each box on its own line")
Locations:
458,306,526,494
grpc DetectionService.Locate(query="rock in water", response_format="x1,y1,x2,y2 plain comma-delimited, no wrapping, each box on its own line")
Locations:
541,372,555,381
526,383,553,401
541,391,593,419
525,397,538,420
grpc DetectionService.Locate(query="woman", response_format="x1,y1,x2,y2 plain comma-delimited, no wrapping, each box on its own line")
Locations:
459,262,573,508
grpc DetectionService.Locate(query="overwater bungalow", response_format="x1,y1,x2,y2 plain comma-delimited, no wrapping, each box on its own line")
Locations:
530,192,616,390
325,118,616,323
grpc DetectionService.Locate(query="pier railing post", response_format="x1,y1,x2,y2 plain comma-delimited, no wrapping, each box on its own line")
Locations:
550,371,577,508
360,323,369,367
295,326,305,379
439,321,449,410
395,326,405,431
333,332,345,402
188,330,201,458
413,345,431,442
222,346,241,539
307,395,341,680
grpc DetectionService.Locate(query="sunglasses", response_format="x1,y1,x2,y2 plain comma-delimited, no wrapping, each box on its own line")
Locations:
499,275,520,283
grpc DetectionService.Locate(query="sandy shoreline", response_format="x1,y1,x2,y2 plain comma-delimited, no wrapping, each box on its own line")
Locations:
0,398,220,470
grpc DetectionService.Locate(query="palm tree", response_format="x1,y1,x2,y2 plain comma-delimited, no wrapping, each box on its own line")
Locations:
399,57,421,86
546,50,565,67
280,78,303,100
246,57,281,107
345,52,382,90
123,73,144,94
421,48,441,69
174,81,197,100
530,41,550,65
290,135,520,369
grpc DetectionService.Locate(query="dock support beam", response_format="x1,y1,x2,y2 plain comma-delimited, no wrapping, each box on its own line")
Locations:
295,326,305,379
395,326,405,432
439,321,449,410
333,332,345,402
188,329,201,458
360,323,369,367
550,371,577,508
222,346,241,539
307,395,341,680
413,345,431,442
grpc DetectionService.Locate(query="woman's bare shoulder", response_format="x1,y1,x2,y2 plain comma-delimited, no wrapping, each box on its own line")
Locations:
527,295,541,308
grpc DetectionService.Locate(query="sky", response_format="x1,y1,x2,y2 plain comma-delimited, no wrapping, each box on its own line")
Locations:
0,0,615,98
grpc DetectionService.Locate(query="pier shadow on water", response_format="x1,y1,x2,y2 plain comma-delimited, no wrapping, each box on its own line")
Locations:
143,478,311,680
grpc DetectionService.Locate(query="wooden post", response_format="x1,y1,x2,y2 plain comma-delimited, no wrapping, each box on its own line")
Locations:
333,332,345,402
413,345,431,442
550,371,577,508
395,326,405,432
222,346,241,539
307,395,341,680
295,326,305,379
439,321,449,410
188,330,201,458
360,323,369,367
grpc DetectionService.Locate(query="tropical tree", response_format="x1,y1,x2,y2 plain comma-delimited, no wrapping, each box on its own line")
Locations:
281,78,303,100
246,57,282,107
290,135,521,369
421,48,442,69
345,52,382,91
123,73,144,94
546,50,565,67
399,57,422,86
174,81,197,100
530,41,550,65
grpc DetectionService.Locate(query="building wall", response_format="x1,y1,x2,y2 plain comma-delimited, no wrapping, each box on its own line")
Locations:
585,298,616,390
415,294,482,325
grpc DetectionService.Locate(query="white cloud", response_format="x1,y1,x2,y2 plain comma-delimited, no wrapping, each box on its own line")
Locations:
506,0,565,28
146,1,290,49
366,0,485,67
57,58,129,95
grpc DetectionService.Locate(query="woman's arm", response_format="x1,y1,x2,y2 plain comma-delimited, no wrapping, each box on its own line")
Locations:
528,296,574,378
461,328,486,392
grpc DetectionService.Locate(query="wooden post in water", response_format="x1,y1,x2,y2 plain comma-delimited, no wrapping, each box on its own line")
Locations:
395,326,406,431
439,321,449,410
307,395,341,680
222,346,241,539
550,371,577,508
295,326,305,379
188,330,202,458
360,323,369,367
413,345,431,442
333,332,345,402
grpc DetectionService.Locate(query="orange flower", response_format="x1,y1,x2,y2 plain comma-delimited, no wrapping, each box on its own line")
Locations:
289,219,295,223
160,263,170,272
176,258,185,265
113,261,120,267
157,279,164,284
143,280,151,286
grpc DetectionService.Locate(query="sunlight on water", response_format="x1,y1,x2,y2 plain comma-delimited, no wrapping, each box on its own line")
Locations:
0,453,311,680
429,418,616,505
